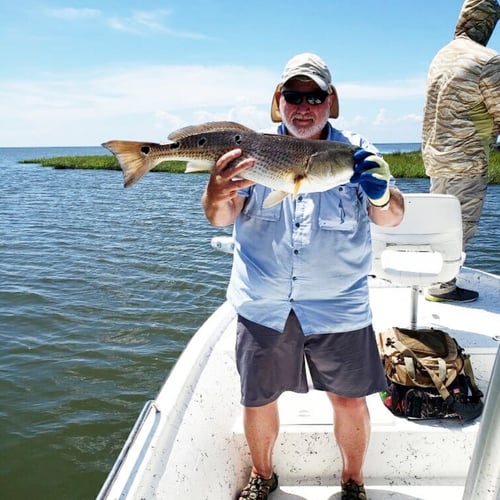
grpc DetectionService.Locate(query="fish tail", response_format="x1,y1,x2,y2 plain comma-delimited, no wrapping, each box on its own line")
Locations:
101,140,161,188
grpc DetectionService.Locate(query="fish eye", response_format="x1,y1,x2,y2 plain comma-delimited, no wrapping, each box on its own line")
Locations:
234,134,242,145
197,138,207,147
140,146,150,155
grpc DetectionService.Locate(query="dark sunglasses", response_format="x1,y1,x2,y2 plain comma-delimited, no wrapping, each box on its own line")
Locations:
281,89,329,105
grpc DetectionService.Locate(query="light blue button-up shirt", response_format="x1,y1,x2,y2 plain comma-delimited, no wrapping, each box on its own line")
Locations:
226,122,380,335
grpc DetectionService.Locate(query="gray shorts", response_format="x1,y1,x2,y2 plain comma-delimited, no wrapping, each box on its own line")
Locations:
235,310,387,407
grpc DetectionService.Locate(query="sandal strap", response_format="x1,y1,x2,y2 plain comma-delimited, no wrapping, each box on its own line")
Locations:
238,473,278,499
341,479,367,500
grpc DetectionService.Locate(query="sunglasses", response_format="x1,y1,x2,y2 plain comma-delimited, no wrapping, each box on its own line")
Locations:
281,89,330,105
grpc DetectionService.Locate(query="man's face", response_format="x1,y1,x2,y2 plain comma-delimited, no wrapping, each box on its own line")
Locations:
278,78,332,140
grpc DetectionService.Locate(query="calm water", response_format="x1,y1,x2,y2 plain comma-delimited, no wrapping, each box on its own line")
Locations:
0,146,498,499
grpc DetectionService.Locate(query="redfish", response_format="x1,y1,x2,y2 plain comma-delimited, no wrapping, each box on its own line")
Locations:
103,121,367,208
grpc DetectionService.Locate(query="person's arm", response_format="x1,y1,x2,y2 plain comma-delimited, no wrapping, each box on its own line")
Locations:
201,149,255,227
368,186,405,226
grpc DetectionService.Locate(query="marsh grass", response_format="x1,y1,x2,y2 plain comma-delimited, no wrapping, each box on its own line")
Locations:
18,155,187,173
384,149,500,183
18,150,500,183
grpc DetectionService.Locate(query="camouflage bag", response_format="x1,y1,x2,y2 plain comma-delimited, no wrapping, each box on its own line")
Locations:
378,327,483,421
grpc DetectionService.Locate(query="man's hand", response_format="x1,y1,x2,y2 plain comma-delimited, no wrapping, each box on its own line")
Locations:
205,149,255,201
201,149,255,227
350,149,391,207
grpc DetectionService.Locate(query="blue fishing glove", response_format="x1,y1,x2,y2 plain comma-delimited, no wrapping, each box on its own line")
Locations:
351,149,391,207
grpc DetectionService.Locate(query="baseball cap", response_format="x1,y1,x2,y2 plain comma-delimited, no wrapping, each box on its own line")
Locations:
270,52,339,122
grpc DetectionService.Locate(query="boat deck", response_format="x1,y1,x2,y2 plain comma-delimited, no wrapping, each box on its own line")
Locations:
98,268,500,499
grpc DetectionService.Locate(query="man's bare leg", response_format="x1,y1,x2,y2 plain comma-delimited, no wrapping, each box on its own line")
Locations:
327,392,370,485
243,400,280,479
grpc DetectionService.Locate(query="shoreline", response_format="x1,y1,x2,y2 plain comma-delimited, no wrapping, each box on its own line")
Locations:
17,149,500,183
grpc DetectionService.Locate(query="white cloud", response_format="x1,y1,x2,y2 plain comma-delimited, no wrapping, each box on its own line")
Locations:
0,65,426,146
45,8,101,20
43,7,206,38
0,65,277,146
373,108,387,126
107,9,207,38
339,78,425,100
108,9,169,33
398,113,422,123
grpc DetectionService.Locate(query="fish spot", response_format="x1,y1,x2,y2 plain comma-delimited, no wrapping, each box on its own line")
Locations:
234,134,242,145
140,146,150,155
197,137,207,147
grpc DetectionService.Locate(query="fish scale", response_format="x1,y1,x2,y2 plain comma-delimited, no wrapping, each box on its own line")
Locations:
102,121,366,208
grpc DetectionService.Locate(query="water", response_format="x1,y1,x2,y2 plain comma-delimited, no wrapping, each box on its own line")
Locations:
375,142,421,154
0,146,498,499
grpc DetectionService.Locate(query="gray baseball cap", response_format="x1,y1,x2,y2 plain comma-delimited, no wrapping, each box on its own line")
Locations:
281,52,332,91
270,53,339,122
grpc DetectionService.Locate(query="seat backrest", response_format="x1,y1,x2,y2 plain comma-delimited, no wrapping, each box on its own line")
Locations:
370,193,463,286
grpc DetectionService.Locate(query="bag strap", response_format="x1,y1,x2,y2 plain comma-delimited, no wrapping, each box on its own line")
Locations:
392,339,451,401
463,354,483,398
391,336,483,421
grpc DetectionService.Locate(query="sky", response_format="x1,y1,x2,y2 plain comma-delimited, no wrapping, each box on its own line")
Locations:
1,0,499,147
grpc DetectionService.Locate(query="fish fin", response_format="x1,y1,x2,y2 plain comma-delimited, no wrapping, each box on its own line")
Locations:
101,141,163,188
184,160,215,173
168,121,253,140
263,190,289,208
293,178,304,198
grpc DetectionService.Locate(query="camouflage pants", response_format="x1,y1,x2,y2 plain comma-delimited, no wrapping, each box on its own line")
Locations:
430,174,488,251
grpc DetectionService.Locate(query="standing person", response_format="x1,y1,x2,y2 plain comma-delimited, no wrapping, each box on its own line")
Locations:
422,0,500,303
201,53,404,500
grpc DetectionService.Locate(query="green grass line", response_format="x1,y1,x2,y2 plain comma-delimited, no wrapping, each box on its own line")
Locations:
18,150,500,183
18,155,187,173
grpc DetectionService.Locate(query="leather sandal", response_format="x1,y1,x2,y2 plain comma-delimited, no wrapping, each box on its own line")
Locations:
237,472,278,499
341,479,367,500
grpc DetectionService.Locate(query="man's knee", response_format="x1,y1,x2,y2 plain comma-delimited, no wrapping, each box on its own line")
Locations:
327,392,367,411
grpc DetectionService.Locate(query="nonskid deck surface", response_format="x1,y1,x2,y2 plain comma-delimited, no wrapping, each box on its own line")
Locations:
272,482,464,499
224,270,499,498
368,270,500,350
99,269,500,499
230,385,487,497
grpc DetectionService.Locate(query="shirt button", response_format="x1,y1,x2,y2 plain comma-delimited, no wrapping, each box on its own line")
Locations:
290,298,294,302
295,222,300,228
294,249,299,255
298,196,303,201
292,276,297,280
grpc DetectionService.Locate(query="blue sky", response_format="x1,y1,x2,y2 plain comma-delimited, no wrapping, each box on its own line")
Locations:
1,0,499,147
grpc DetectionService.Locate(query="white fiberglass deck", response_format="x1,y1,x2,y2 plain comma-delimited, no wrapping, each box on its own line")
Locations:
98,268,500,500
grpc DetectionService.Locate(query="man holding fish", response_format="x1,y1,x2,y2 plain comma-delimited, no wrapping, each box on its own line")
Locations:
201,53,404,500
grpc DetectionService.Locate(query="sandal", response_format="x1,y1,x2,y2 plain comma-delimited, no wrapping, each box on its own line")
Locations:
237,472,278,499
341,479,367,500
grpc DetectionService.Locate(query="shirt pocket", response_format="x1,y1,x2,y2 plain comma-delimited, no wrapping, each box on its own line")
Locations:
242,187,282,222
318,186,360,231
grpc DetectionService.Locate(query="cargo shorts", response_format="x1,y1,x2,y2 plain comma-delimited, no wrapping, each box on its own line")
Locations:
235,310,387,407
